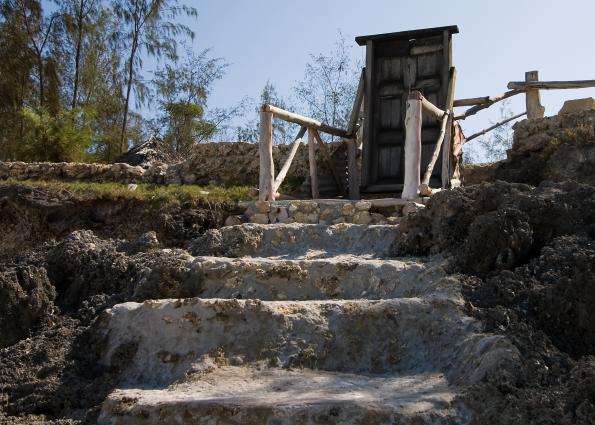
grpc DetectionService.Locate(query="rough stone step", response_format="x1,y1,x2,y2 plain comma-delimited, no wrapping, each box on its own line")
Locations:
97,298,520,389
134,254,450,301
98,367,462,425
189,223,401,259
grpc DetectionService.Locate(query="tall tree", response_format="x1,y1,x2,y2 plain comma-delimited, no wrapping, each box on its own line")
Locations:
13,0,57,111
57,0,99,109
112,0,196,153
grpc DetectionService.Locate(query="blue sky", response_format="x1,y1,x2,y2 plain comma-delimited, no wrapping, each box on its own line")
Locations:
43,0,595,140
180,0,595,138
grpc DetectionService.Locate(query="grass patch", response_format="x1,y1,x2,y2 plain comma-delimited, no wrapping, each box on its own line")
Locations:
1,179,256,205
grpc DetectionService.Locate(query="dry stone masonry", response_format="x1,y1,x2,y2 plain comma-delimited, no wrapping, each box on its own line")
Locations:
0,141,346,187
237,199,428,225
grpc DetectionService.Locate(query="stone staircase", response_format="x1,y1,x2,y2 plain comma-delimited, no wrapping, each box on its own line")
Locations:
96,223,520,425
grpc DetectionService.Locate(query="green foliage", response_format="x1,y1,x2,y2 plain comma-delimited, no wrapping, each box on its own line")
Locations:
18,107,94,162
112,0,198,151
4,179,256,205
151,49,226,153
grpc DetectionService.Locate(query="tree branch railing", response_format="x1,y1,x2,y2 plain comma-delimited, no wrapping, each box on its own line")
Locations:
454,71,595,121
258,104,355,202
261,70,595,203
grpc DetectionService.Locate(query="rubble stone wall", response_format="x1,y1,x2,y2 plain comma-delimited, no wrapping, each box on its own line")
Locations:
0,141,346,186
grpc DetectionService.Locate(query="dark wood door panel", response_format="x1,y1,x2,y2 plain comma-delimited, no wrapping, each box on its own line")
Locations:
361,28,454,192
377,145,402,180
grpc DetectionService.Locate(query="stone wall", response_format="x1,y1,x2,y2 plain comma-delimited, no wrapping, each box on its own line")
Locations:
0,141,346,187
234,198,427,226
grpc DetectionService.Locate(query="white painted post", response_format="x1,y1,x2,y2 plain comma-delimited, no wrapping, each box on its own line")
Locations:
401,91,423,200
258,110,275,201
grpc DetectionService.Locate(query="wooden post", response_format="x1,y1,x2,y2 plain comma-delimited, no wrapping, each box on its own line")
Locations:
258,110,274,201
361,40,374,189
401,91,422,200
525,71,545,119
307,128,319,199
346,138,360,200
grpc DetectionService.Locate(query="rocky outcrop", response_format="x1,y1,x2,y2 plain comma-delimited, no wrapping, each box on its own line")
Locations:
47,231,134,311
0,183,229,257
465,110,595,186
393,180,595,274
114,136,181,168
0,266,56,348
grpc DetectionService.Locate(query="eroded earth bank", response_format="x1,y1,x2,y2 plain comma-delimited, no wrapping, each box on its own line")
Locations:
1,111,595,424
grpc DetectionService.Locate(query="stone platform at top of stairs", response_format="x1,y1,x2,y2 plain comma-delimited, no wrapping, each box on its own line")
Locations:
232,197,429,225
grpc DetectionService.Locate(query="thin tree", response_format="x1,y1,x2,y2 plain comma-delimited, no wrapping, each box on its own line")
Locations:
58,0,99,109
294,33,360,141
15,0,57,110
112,0,196,153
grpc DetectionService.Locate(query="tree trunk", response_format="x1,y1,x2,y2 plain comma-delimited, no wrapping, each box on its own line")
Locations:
38,56,44,110
120,39,138,154
71,0,84,109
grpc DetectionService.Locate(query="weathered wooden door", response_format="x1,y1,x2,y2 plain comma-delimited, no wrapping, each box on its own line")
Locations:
357,26,458,193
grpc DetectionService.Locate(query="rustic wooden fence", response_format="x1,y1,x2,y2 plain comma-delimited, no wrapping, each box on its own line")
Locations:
258,69,595,202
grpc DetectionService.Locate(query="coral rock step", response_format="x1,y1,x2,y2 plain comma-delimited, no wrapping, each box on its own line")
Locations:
98,367,460,425
97,298,519,389
189,223,401,259
134,255,450,301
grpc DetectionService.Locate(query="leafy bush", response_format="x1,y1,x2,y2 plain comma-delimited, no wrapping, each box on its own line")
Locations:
18,107,94,162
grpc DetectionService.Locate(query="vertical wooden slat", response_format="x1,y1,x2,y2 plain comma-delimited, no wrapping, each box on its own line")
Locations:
361,41,374,189
258,110,274,201
525,70,545,119
346,138,360,200
401,91,423,200
441,30,451,107
347,68,366,136
307,128,319,199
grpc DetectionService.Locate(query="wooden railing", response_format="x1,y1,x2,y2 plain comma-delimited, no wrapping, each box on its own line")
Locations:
403,70,595,199
258,69,366,202
259,69,595,202
258,104,356,202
